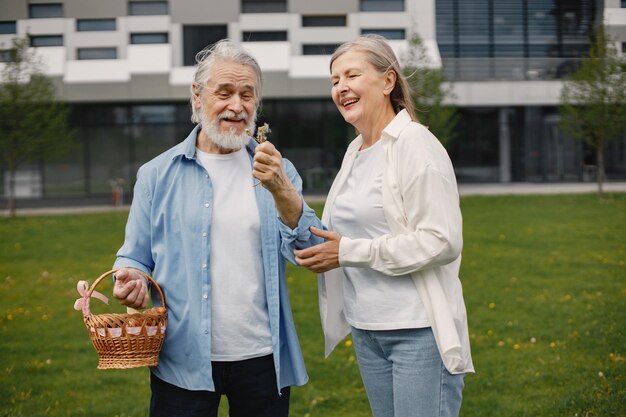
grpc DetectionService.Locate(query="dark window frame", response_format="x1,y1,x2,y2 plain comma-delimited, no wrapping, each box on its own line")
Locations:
128,1,168,16
302,15,347,27
28,3,64,18
77,47,118,60
359,0,404,12
76,18,117,32
183,25,228,66
0,50,12,62
130,32,169,44
242,31,288,42
302,44,341,55
360,28,406,40
0,21,17,34
30,35,64,47
241,0,287,13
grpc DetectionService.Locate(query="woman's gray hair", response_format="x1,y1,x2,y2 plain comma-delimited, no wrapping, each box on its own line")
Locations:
330,34,416,120
189,39,263,124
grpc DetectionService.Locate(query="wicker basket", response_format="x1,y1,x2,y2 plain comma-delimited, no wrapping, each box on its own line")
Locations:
80,269,167,369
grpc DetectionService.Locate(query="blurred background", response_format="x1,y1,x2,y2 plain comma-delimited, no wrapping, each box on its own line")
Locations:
1,0,625,208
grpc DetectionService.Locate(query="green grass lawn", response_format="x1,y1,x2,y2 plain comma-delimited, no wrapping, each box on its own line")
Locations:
1,193,625,416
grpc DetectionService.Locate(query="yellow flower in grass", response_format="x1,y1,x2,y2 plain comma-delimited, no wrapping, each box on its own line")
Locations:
344,340,353,347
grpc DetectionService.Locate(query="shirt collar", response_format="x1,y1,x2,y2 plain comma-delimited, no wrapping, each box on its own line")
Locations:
382,109,412,140
345,109,412,156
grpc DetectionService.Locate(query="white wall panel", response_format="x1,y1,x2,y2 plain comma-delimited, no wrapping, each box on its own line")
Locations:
245,42,290,71
605,7,626,26
65,59,130,82
290,55,331,78
350,13,409,29
21,18,65,35
36,47,65,76
170,66,195,86
239,13,291,30
123,15,170,32
450,81,564,106
406,0,436,39
128,44,171,73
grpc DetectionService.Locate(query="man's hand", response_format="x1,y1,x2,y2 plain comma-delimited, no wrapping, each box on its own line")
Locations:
113,268,150,309
253,141,290,193
254,141,302,228
294,227,342,273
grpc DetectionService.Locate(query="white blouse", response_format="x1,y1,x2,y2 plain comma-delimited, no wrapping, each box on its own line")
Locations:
330,141,430,330
318,110,474,374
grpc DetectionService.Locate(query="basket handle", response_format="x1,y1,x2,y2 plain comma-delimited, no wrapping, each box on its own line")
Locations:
88,269,166,311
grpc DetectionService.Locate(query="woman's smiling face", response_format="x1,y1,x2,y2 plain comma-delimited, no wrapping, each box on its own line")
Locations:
330,50,391,131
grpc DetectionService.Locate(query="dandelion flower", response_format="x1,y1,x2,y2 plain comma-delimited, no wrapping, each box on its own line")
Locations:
345,340,353,347
488,302,496,309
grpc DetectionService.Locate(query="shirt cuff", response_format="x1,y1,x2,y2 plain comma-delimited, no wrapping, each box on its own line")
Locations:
338,236,372,268
277,198,318,245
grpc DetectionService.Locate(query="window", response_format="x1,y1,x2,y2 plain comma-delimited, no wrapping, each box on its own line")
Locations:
302,15,346,27
0,21,17,34
76,19,116,31
241,0,287,13
361,28,405,40
183,25,227,66
130,32,169,44
242,31,287,42
622,0,626,7
30,35,63,47
132,105,176,124
28,3,63,18
359,0,404,12
302,44,340,55
77,47,117,60
128,1,168,16
0,50,12,62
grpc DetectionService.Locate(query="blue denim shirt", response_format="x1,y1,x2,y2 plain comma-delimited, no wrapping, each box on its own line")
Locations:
113,125,322,392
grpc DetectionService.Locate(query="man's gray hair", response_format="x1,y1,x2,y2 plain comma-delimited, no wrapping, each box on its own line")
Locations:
189,39,263,124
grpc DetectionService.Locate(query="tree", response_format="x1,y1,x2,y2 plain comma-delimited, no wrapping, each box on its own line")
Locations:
0,36,74,216
559,25,626,196
402,33,459,146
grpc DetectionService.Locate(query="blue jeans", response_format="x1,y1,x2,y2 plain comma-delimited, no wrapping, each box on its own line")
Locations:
351,327,465,417
149,354,290,417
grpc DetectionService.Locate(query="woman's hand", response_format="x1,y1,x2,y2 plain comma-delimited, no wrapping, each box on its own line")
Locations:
294,227,342,273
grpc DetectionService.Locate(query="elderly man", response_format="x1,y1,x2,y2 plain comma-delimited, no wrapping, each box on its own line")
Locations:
112,40,321,417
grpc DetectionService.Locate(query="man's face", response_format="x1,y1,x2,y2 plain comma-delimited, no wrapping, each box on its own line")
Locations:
194,59,258,138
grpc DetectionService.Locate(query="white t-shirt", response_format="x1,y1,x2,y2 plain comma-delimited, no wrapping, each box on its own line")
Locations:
330,141,430,331
196,147,272,361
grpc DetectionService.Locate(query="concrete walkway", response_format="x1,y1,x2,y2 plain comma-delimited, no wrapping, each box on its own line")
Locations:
2,182,625,217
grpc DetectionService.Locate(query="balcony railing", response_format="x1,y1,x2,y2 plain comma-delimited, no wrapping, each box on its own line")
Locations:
441,57,583,81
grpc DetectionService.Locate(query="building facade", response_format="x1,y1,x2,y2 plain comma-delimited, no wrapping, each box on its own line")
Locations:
0,0,625,202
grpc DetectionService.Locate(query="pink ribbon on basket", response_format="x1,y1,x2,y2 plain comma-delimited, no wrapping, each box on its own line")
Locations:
73,280,109,317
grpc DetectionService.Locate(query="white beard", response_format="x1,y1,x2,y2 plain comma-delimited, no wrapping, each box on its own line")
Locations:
200,109,256,150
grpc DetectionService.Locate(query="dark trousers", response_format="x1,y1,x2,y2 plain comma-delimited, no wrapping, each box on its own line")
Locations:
149,354,290,417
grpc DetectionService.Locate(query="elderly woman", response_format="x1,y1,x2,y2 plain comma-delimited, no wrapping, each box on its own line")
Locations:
294,35,474,417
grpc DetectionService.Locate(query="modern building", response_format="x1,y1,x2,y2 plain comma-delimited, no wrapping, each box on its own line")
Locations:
0,0,624,203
